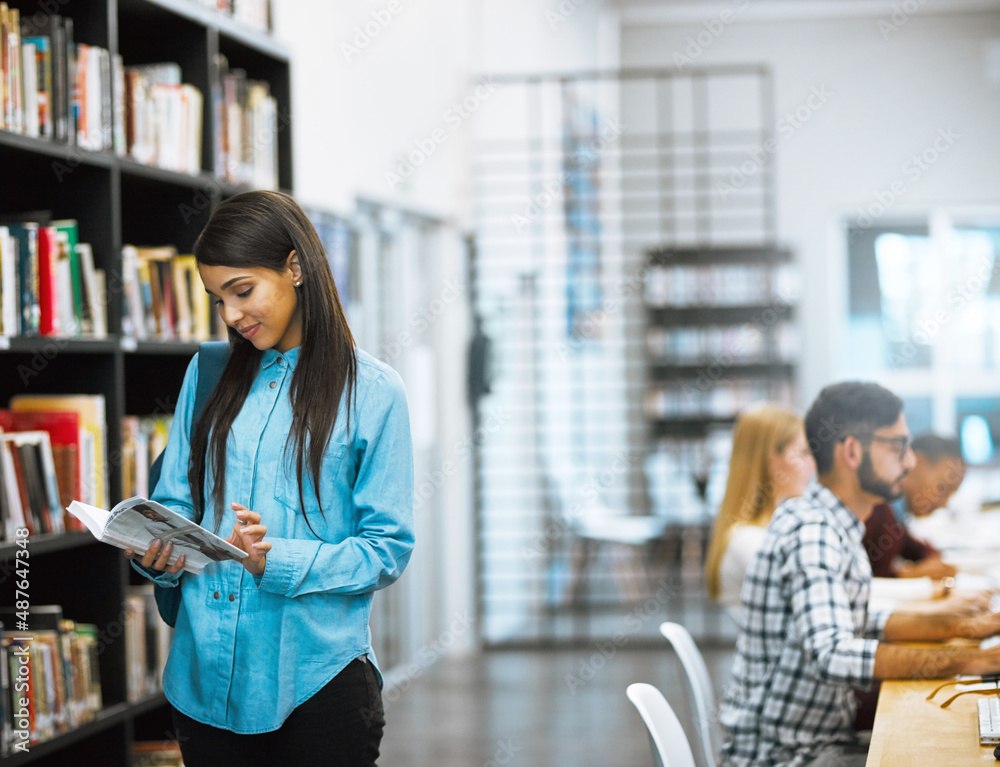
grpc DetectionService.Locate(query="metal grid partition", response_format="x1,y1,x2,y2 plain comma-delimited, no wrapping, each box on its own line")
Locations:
471,66,778,646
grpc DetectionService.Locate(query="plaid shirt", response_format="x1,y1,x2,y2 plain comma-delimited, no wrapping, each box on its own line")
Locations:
719,481,891,767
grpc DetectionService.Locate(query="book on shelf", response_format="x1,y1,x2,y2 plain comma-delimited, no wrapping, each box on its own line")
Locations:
122,415,172,499
67,496,247,574
0,6,118,151
9,394,107,511
124,62,203,173
197,0,272,33
215,54,278,189
123,245,219,341
0,607,103,754
125,585,171,702
3,10,73,143
0,216,105,339
0,409,82,528
0,429,63,539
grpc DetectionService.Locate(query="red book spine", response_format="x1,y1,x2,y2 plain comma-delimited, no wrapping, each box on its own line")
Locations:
37,227,59,336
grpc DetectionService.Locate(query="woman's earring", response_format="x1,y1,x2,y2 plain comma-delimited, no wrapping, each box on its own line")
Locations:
294,280,302,287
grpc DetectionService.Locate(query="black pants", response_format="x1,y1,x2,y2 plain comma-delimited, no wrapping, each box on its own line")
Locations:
171,657,385,767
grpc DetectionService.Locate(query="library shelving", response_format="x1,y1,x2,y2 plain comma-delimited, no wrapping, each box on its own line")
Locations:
0,0,289,763
643,245,798,516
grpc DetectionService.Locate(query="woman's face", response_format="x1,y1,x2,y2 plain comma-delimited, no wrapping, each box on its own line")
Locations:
770,428,815,503
200,253,302,353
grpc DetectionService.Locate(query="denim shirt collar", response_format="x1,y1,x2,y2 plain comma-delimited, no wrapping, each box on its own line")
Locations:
261,346,300,370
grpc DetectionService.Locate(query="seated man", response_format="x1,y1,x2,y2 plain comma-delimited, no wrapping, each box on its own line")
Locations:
719,382,1000,767
863,433,964,580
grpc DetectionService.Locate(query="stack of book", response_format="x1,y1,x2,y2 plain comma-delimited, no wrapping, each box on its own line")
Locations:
645,377,795,421
0,394,108,534
0,607,103,755
125,586,172,703
122,245,223,341
0,427,63,539
121,415,173,499
645,263,799,307
214,55,278,189
124,63,202,174
0,6,125,152
0,216,106,339
646,322,798,365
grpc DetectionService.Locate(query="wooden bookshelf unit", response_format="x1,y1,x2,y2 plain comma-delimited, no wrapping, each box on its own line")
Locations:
0,1,290,763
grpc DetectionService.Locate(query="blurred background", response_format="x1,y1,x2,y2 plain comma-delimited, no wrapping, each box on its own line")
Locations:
273,0,1000,650
276,0,1000,761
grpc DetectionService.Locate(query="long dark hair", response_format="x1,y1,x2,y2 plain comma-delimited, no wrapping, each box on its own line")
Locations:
188,191,357,534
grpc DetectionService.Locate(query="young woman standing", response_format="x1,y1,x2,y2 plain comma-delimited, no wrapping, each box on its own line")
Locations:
126,191,414,767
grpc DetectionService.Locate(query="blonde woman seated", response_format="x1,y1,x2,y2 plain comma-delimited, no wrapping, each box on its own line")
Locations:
705,403,816,614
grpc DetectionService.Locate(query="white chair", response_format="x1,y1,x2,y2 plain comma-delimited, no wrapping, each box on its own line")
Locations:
659,622,720,767
545,464,668,604
626,683,698,767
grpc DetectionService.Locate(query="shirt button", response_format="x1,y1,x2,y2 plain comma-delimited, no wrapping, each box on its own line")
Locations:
269,381,277,389
228,594,236,602
213,592,220,599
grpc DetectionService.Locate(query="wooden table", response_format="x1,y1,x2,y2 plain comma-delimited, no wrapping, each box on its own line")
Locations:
867,677,999,765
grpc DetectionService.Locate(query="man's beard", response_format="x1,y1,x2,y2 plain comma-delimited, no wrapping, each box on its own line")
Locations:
858,450,904,501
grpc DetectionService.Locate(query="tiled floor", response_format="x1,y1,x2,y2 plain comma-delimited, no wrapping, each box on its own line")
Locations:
378,645,735,767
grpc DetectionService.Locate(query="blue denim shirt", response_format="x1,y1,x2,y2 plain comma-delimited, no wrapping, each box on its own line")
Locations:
133,346,414,733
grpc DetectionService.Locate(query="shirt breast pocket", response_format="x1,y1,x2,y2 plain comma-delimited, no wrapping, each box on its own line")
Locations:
273,442,349,519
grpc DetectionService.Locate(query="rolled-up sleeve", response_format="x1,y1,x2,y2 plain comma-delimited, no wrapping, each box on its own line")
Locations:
257,368,415,597
786,523,879,687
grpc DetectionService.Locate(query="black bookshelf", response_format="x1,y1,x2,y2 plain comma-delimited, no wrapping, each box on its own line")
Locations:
643,243,799,461
0,1,290,762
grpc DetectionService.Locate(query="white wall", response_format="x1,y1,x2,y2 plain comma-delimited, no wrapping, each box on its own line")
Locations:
620,5,1000,404
273,0,619,221
272,0,473,218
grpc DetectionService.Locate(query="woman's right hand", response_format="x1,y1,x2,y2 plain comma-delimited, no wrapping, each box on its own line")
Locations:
124,539,186,574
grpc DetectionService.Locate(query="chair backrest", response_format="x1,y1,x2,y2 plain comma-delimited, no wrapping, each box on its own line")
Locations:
659,622,720,767
626,683,698,767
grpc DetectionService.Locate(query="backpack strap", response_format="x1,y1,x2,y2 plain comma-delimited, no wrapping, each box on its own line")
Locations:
191,340,231,440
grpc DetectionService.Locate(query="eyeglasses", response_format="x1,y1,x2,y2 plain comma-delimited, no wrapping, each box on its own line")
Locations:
855,434,913,459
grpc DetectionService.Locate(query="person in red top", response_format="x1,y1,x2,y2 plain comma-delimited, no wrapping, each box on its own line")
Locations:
862,433,965,580
855,434,968,732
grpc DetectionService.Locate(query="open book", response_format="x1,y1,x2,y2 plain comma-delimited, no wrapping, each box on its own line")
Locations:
67,496,247,574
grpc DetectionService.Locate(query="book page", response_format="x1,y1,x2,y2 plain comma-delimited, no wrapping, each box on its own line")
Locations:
69,497,246,574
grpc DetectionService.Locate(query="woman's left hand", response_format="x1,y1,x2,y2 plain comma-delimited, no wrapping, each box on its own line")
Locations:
227,502,271,576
